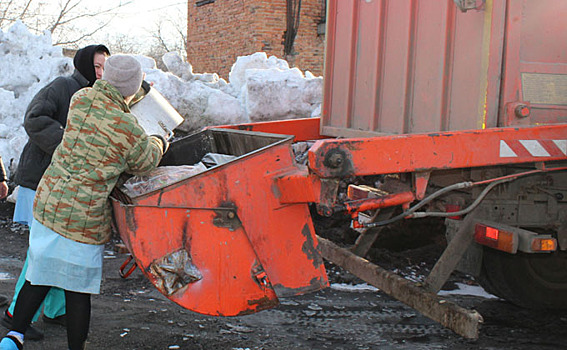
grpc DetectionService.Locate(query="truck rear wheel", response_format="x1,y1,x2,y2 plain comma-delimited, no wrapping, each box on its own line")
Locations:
478,248,567,309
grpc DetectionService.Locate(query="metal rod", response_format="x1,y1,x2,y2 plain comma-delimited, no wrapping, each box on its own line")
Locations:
362,164,567,226
341,191,415,214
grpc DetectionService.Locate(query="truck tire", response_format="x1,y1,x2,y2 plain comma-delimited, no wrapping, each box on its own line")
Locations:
478,248,567,309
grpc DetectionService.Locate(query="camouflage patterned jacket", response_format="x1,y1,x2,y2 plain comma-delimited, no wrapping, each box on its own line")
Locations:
34,79,165,245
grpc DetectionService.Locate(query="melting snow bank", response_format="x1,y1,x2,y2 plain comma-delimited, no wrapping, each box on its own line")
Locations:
152,51,322,132
0,21,322,177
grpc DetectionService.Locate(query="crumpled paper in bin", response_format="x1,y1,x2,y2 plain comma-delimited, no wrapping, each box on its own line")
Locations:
120,164,207,197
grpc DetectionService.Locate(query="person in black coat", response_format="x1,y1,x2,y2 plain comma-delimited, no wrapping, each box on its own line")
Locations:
14,45,110,191
1,45,110,342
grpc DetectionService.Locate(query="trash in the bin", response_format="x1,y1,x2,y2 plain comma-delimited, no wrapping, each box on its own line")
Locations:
201,153,237,168
120,152,239,197
120,164,207,197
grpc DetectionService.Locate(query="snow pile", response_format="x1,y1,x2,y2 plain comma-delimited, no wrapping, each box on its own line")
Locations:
0,22,323,177
0,21,73,176
151,51,322,132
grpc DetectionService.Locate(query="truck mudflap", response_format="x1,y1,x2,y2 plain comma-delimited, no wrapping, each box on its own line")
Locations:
111,128,328,316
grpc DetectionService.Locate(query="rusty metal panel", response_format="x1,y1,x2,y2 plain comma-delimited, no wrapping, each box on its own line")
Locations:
112,129,329,316
499,0,567,126
322,0,507,136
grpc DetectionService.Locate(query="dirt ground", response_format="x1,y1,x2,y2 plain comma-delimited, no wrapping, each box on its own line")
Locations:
1,200,567,350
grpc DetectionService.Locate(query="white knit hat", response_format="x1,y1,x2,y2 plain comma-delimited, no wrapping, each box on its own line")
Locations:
102,54,143,97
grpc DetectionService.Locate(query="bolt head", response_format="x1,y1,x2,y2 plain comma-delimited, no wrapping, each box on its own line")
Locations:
514,104,530,118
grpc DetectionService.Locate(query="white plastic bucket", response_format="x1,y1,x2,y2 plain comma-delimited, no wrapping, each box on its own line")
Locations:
130,88,184,138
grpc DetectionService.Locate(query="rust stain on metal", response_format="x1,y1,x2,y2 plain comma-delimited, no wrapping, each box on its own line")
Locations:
124,206,137,233
233,297,279,316
272,276,327,297
301,224,324,268
212,202,241,231
149,249,202,296
182,219,190,251
320,146,354,177
341,140,366,151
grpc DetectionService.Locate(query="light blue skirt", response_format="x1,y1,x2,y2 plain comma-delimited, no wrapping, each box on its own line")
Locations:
26,219,104,294
12,186,35,226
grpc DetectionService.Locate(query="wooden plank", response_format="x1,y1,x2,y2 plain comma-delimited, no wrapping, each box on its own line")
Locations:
351,207,395,257
317,236,483,339
424,212,478,293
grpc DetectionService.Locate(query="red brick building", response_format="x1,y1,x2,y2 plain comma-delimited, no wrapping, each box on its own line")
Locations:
187,0,326,79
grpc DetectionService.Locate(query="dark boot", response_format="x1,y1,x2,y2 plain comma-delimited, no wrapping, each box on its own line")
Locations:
43,313,66,327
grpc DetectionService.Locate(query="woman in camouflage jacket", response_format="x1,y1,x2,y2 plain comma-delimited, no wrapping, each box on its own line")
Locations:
0,55,168,350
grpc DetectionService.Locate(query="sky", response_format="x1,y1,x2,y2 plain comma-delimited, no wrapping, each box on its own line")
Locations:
0,1,187,52
17,0,189,51
91,0,187,41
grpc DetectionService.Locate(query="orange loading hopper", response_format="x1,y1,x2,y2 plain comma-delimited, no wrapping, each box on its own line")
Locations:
111,128,328,316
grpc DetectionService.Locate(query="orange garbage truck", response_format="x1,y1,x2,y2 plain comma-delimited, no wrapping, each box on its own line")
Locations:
111,0,566,339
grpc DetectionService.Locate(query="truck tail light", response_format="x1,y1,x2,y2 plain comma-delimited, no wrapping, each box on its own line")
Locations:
474,224,517,253
531,238,557,252
474,222,557,254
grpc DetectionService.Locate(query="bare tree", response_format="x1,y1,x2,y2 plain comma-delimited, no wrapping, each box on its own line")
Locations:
103,32,141,56
1,0,188,67
143,10,188,71
0,0,43,29
0,0,132,47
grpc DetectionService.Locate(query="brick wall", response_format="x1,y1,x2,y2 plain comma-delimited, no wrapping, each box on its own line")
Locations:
187,0,325,79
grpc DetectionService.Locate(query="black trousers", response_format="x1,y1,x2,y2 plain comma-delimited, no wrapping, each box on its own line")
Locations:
12,280,90,350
